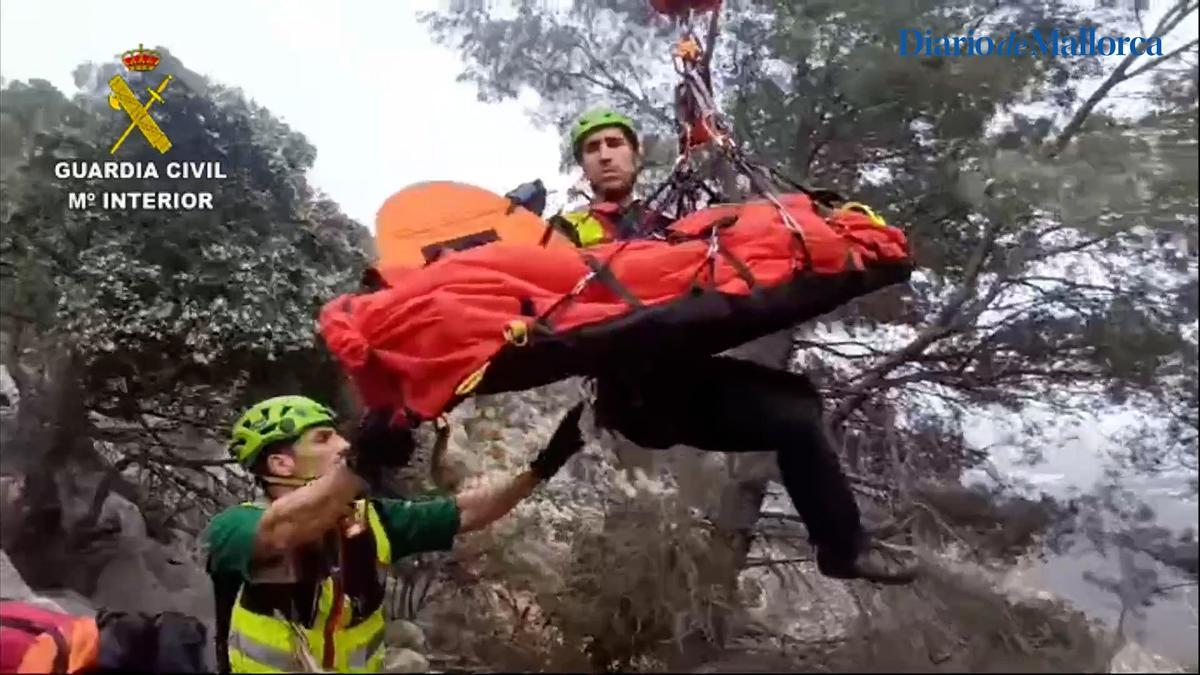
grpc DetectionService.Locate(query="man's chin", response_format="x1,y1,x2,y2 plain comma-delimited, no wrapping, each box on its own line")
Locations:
596,180,634,202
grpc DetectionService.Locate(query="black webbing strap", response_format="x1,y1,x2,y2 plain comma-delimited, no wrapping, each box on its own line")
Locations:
542,215,583,247
716,240,757,288
0,615,70,673
682,215,758,291
535,241,640,332
580,253,645,309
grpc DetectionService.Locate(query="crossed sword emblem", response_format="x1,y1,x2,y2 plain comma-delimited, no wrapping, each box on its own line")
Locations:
108,74,174,155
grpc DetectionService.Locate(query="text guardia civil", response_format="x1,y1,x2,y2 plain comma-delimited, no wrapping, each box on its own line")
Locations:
55,161,226,212
899,27,1163,57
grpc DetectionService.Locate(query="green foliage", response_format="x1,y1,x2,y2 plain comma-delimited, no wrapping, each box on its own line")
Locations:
2,51,369,370
0,48,373,529
538,491,739,671
422,0,1199,473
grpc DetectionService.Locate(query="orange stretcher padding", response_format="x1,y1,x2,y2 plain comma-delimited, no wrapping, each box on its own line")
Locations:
375,180,574,269
321,184,912,425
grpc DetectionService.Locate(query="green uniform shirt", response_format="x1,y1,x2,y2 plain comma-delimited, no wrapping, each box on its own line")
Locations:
203,496,461,579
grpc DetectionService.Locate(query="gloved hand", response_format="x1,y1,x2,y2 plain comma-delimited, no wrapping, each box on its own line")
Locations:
529,403,586,481
505,179,548,216
348,407,416,481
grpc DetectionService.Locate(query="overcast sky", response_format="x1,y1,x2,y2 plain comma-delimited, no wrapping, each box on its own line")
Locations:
0,0,579,230
2,0,1194,230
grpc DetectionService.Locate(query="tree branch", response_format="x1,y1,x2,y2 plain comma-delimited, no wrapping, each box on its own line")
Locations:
792,338,885,360
1051,0,1199,155
744,556,811,568
759,511,804,524
1124,37,1200,81
1028,229,1122,261
702,4,721,71
87,402,228,435
568,33,674,127
830,218,1002,427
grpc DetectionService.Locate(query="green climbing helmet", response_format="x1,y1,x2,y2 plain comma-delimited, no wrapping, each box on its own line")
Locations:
570,107,639,159
228,395,338,468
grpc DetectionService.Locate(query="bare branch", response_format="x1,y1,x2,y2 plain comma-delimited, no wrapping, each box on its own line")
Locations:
1028,229,1122,261
702,4,721,71
966,0,1002,33
759,511,804,524
830,218,1003,427
1124,37,1200,81
1051,0,1199,154
568,33,674,127
792,338,885,360
910,499,975,552
744,556,811,568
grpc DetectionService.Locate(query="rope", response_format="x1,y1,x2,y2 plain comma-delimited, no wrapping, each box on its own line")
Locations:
536,0,828,329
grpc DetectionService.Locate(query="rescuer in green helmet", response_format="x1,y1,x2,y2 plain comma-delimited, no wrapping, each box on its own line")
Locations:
506,106,919,586
204,395,585,673
548,107,650,244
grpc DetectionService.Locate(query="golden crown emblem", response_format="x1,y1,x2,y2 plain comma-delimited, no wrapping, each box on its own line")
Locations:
121,44,160,72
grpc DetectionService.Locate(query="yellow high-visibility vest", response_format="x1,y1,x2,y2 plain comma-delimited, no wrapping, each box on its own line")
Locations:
553,209,611,247
227,500,392,673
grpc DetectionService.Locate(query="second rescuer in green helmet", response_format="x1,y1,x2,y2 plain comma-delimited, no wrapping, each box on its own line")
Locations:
205,395,588,673
227,395,342,483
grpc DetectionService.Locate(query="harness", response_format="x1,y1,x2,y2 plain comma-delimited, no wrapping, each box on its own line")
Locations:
547,201,663,247
223,499,392,673
349,0,892,424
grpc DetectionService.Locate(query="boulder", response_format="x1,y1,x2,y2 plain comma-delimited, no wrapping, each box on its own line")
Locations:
385,619,427,651
89,539,214,624
383,647,429,673
38,589,95,617
97,492,147,542
0,475,25,550
1,550,40,603
0,550,67,614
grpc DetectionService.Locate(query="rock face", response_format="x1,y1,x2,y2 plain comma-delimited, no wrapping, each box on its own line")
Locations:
1,549,88,615
1,550,43,604
80,495,215,649
2,481,215,656
386,619,427,652
383,648,430,673
383,620,429,673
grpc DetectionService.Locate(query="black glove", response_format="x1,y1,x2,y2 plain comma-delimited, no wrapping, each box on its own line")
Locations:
530,403,586,481
505,179,548,216
349,407,417,481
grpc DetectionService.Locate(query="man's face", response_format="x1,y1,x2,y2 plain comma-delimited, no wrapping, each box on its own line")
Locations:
267,425,350,479
578,126,640,201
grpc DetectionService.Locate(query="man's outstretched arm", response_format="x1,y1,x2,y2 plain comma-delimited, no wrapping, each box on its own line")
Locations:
454,470,541,533
455,402,586,533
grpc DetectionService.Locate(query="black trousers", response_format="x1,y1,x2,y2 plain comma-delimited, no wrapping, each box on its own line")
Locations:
592,355,864,559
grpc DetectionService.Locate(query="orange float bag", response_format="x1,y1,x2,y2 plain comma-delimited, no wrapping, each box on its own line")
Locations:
0,601,100,674
373,180,574,268
319,186,912,426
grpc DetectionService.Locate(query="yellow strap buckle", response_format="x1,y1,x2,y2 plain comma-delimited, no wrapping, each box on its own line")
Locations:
674,37,703,63
503,320,529,346
839,201,887,227
455,362,489,396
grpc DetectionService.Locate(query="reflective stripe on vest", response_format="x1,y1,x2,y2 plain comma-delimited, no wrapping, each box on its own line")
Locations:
557,210,609,247
227,499,392,673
